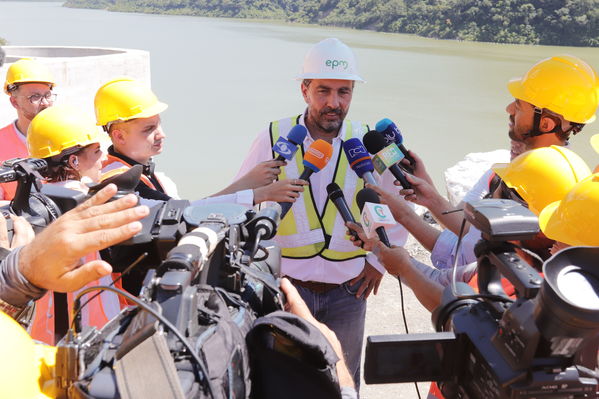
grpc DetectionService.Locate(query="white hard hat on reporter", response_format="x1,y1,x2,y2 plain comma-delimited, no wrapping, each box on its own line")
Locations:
296,38,365,82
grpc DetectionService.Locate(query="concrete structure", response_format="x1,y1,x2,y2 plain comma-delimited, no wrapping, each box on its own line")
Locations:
0,46,151,128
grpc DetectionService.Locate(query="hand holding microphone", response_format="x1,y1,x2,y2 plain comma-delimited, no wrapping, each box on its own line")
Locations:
279,139,333,219
363,130,412,189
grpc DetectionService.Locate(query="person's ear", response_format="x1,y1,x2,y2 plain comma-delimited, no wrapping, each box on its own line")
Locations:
539,115,558,133
69,155,79,169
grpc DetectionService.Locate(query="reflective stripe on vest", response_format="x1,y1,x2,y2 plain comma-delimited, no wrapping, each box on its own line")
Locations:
270,115,366,261
0,123,28,200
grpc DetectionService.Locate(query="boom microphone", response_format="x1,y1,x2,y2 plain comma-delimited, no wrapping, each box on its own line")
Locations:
272,124,308,161
356,188,396,247
363,131,412,189
279,139,333,219
375,118,416,166
343,138,378,186
326,182,359,240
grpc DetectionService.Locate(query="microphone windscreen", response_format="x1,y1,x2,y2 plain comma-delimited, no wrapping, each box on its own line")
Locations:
96,164,143,192
326,182,343,200
287,124,308,145
343,138,374,177
363,130,387,154
356,187,380,211
303,139,333,172
375,118,403,146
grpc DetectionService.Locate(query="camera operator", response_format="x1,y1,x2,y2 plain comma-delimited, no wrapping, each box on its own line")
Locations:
371,55,599,269
0,184,149,344
1,58,57,201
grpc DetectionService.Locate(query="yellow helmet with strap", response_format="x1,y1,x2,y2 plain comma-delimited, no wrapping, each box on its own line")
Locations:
4,58,55,94
507,55,599,124
492,145,591,215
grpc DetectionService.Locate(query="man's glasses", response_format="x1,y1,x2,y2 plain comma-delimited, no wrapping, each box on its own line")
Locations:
22,92,57,105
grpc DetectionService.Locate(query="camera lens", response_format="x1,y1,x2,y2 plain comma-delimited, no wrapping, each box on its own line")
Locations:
534,247,599,357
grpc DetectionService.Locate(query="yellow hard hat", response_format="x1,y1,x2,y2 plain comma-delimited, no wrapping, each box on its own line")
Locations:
507,55,599,124
539,174,599,246
94,77,168,126
4,58,55,94
492,145,591,215
591,134,599,154
0,311,57,399
27,105,104,159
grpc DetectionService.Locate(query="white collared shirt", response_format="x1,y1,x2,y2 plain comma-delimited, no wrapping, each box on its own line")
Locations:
235,113,409,284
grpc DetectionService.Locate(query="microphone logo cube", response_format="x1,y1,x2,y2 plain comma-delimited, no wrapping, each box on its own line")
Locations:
273,137,296,160
360,202,396,238
372,144,404,174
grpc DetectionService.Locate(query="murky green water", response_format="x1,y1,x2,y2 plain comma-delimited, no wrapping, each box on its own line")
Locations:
2,2,598,198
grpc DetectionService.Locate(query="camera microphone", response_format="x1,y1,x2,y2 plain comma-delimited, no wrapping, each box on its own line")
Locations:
356,188,396,247
326,182,360,240
375,118,416,167
279,139,333,219
363,130,412,189
272,124,308,162
343,138,378,186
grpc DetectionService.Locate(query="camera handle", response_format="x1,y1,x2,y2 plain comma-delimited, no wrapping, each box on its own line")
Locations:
474,240,543,301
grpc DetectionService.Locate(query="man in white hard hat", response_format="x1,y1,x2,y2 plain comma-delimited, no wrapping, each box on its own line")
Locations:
235,38,409,388
1,58,56,200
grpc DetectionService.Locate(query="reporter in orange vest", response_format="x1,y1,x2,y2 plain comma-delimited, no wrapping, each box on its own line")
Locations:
1,59,56,200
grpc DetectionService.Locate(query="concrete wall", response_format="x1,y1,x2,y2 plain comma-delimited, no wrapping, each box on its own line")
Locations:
0,46,151,128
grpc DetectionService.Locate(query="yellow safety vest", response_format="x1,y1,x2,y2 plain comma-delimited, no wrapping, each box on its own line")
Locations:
270,115,367,261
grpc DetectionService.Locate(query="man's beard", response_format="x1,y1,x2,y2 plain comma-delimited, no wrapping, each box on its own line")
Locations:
315,107,345,133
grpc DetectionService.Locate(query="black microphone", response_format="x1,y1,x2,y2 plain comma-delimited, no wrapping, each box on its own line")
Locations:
356,188,391,247
326,183,359,241
363,131,412,189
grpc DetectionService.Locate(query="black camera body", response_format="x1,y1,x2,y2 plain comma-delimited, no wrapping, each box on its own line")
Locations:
364,199,599,398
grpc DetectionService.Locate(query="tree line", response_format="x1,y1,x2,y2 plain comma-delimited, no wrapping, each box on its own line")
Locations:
63,0,599,47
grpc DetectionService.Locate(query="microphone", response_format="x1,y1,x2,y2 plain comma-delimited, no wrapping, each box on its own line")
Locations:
375,118,416,166
280,139,333,219
342,138,378,186
272,124,308,161
363,130,412,189
356,188,396,247
326,182,359,241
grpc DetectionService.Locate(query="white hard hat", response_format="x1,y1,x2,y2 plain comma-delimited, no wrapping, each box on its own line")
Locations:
296,38,364,82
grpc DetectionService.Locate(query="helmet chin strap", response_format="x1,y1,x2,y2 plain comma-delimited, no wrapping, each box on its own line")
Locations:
522,107,583,140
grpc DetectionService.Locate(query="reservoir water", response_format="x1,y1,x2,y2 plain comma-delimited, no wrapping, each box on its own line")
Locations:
1,1,598,199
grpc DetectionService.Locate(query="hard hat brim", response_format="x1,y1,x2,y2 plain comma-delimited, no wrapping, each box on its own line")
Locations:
98,101,168,126
296,72,365,82
538,200,561,241
491,162,512,185
592,134,599,154
507,79,525,102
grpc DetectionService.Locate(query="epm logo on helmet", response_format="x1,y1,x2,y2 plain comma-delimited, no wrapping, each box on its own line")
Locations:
325,59,348,70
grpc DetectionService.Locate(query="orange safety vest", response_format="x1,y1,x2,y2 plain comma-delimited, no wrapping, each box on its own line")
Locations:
0,123,29,200
101,154,166,192
28,252,124,345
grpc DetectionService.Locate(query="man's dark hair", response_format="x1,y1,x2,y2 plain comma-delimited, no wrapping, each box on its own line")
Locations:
0,47,5,68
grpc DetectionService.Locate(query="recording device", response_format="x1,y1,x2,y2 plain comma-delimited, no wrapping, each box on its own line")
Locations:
364,199,599,398
0,158,88,239
57,202,285,398
375,118,416,169
279,139,333,219
343,138,378,185
356,188,395,247
363,131,412,189
326,182,359,241
272,124,308,161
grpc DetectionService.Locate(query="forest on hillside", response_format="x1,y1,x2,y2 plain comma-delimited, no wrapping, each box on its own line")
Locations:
63,0,599,47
